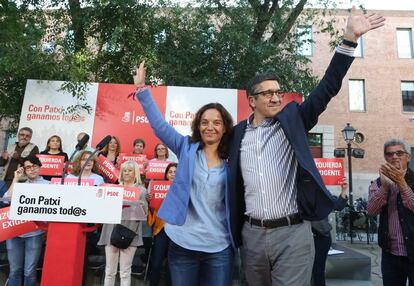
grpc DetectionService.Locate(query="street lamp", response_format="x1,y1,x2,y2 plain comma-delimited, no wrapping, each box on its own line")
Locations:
342,123,356,143
341,123,356,243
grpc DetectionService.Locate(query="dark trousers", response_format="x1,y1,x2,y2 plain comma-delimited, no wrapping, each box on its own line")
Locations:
382,251,414,286
150,229,171,286
312,234,332,286
143,236,153,261
168,241,234,286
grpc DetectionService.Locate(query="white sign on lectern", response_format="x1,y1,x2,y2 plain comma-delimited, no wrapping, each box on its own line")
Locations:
9,183,123,224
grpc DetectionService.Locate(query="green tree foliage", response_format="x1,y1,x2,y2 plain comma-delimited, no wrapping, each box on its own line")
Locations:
0,0,62,130
1,0,342,130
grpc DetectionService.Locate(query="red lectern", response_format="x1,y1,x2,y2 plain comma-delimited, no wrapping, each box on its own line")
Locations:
41,223,100,285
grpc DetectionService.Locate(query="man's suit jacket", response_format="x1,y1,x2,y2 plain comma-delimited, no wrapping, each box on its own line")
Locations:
228,52,354,247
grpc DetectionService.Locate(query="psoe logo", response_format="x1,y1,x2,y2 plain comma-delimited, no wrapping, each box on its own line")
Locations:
121,112,131,123
121,111,149,126
107,191,119,197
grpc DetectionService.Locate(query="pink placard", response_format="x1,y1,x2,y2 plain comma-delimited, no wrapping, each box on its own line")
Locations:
314,158,345,185
146,160,171,180
118,153,147,174
36,155,65,176
0,207,38,242
149,180,171,209
50,177,95,186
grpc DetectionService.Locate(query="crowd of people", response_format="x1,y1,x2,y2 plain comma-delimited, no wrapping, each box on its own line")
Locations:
1,8,409,286
0,128,179,286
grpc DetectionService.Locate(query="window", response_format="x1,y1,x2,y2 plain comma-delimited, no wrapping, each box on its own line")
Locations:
297,26,312,56
401,81,414,112
354,37,363,58
308,133,322,158
397,28,414,58
348,80,366,112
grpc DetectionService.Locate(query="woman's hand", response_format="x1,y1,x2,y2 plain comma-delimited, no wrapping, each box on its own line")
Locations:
145,192,152,202
133,61,146,87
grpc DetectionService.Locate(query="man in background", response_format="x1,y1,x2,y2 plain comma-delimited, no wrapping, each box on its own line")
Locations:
368,139,414,286
0,127,39,188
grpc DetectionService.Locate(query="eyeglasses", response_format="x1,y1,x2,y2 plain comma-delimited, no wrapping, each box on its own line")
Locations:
18,133,32,138
385,151,408,157
24,165,39,171
253,90,284,99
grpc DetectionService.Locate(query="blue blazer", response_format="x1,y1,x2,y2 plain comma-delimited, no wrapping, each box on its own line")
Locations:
227,52,354,247
136,90,235,247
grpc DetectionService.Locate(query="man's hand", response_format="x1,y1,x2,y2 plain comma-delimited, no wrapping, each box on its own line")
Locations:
11,151,19,160
1,151,8,161
13,167,24,181
379,171,393,192
380,162,408,189
344,6,385,42
133,61,146,87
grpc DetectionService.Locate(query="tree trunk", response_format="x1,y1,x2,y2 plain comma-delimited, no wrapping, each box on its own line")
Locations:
68,0,85,52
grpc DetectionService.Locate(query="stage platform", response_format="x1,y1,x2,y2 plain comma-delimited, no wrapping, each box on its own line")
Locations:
325,243,372,285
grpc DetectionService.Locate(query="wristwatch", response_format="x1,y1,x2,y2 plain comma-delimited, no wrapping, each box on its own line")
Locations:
342,39,358,48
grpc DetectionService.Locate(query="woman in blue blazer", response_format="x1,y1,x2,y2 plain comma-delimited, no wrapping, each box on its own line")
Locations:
132,62,235,286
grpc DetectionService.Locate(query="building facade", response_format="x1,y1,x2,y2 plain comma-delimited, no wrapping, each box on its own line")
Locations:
305,9,414,199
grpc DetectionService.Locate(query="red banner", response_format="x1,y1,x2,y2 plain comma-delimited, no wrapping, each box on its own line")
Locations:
123,186,141,202
101,184,141,202
117,153,147,174
97,155,120,183
36,155,65,177
149,180,171,209
0,207,38,242
146,160,171,180
314,158,345,185
92,84,168,157
50,177,94,186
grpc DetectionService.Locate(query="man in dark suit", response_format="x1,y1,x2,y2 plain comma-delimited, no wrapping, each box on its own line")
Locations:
227,8,385,286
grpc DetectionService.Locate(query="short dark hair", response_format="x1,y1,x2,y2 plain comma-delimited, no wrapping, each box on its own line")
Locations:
246,72,281,97
190,103,233,159
133,138,146,148
22,154,42,167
